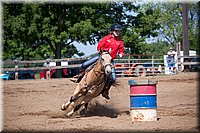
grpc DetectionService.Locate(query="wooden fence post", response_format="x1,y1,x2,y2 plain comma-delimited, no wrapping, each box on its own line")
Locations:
152,55,155,76
46,59,50,80
176,42,181,72
14,60,18,80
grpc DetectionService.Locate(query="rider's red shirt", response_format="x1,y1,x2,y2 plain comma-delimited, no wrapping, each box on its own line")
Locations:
97,34,125,59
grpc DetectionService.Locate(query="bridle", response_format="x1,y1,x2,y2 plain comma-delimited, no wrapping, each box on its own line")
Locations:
91,52,112,76
83,52,112,90
99,52,112,70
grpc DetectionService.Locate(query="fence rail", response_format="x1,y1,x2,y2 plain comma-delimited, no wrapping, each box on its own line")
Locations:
114,55,164,77
2,65,82,71
1,54,199,79
2,57,88,70
1,57,88,79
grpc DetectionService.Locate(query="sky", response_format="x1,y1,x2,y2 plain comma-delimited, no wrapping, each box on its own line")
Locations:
73,42,98,57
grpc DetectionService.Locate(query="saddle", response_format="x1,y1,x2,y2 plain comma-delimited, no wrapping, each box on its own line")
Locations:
76,62,96,83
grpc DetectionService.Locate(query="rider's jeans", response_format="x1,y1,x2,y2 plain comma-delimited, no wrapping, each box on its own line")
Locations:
82,55,100,69
109,62,116,82
81,55,116,82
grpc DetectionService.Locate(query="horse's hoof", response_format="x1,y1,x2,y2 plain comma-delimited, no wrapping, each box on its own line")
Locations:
61,104,66,111
66,111,74,117
61,101,71,111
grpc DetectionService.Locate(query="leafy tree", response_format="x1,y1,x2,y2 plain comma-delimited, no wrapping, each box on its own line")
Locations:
187,3,199,52
3,4,41,60
145,40,170,55
143,2,198,52
3,3,124,60
3,2,167,77
3,2,163,61
122,2,162,54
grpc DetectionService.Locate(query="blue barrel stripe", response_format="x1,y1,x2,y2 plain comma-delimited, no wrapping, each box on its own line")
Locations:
130,95,157,109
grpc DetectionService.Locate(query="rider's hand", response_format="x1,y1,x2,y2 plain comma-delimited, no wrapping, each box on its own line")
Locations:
119,54,123,58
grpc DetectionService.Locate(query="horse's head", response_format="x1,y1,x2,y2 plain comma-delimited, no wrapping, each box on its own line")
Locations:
100,52,112,76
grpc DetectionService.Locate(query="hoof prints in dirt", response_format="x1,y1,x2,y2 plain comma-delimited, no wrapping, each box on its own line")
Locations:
158,104,197,117
18,110,68,119
80,102,129,118
16,102,129,119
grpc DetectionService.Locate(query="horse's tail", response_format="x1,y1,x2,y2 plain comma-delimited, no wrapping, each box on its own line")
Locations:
112,81,120,87
111,80,123,91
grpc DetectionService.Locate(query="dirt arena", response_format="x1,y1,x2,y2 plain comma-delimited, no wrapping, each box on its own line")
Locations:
2,72,199,132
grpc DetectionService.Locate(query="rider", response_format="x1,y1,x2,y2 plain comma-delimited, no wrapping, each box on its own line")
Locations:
70,23,125,99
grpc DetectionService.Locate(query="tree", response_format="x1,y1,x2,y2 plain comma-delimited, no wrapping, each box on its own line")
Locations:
145,40,170,55
3,4,41,60
3,3,126,60
187,3,199,52
143,2,198,52
122,2,162,54
3,2,163,61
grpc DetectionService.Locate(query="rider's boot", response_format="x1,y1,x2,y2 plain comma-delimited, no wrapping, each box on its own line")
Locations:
69,69,85,83
70,64,96,83
102,81,113,100
102,90,110,100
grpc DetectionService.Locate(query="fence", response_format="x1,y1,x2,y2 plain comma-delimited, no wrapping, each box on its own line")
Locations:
1,54,199,79
114,54,200,77
1,57,88,79
114,54,165,77
176,55,200,72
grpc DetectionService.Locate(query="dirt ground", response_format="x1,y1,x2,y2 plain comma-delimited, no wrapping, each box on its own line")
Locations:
2,72,199,132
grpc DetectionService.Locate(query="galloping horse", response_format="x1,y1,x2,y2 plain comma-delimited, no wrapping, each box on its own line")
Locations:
61,52,112,117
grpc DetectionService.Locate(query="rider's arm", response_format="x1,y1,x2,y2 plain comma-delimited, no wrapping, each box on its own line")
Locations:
97,35,110,53
118,41,125,57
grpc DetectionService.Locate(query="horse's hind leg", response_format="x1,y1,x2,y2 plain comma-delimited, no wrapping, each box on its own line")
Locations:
84,103,89,109
80,103,89,115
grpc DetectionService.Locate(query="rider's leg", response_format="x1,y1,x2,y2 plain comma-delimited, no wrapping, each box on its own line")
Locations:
102,63,116,99
82,55,100,68
70,55,100,83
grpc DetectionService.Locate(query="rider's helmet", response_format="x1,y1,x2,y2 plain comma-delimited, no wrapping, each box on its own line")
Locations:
111,23,122,31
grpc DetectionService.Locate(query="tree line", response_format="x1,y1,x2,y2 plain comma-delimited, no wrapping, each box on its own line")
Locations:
3,2,199,61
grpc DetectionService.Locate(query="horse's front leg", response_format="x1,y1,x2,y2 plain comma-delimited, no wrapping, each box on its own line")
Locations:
61,95,80,111
61,83,86,111
66,91,93,117
66,100,88,117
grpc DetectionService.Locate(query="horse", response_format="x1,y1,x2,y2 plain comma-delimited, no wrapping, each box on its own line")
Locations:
61,51,112,117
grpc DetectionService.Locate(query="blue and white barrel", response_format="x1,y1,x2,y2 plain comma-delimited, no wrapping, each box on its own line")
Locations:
128,80,158,121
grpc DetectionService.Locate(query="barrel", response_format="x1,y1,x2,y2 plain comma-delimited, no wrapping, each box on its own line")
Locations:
128,80,158,121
